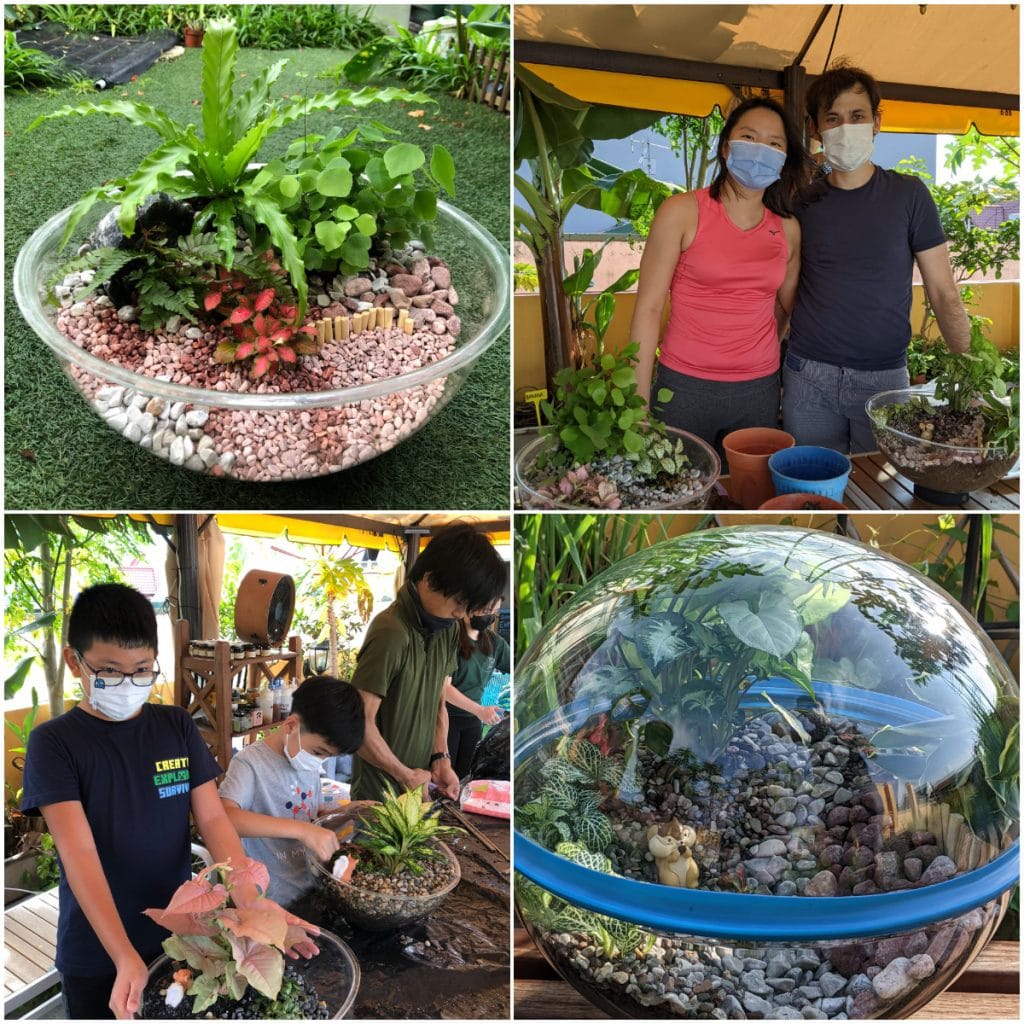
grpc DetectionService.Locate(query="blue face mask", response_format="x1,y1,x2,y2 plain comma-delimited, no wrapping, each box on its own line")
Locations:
725,139,786,190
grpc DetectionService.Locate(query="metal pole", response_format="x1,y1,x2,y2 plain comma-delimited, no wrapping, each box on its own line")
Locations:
174,515,203,642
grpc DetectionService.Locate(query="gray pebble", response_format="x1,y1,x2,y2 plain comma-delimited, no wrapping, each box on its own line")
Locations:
70,301,89,317
819,972,847,998
117,305,138,322
184,326,204,340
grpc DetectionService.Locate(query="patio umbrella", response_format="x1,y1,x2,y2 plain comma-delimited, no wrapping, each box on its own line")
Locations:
515,4,1019,135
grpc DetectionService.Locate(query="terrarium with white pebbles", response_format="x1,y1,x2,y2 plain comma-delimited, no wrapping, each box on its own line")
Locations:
514,526,1019,1019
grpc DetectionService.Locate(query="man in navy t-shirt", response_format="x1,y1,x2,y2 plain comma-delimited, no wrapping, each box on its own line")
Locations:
784,63,970,453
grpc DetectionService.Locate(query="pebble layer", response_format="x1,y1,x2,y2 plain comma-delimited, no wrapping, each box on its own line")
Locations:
52,258,461,481
527,712,1000,1018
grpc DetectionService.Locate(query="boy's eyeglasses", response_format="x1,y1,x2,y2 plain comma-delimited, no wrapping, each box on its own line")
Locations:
76,652,160,688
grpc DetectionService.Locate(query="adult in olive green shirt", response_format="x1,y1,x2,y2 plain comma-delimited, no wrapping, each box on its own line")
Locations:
349,524,508,803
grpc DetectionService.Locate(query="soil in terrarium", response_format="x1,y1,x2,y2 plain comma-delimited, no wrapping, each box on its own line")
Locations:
885,406,987,449
141,963,328,1020
522,709,1001,1019
299,832,510,1019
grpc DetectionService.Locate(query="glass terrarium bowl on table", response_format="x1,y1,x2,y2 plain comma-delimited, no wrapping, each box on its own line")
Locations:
306,805,461,932
143,926,360,1019
13,199,509,482
515,427,721,510
514,526,1019,1019
865,387,1018,504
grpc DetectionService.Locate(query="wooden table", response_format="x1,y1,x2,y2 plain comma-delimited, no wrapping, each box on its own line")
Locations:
514,928,1020,1020
4,889,60,1018
717,452,1019,511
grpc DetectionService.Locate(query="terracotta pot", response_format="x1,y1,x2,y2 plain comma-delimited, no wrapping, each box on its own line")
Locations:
722,427,795,508
759,492,849,511
183,27,205,47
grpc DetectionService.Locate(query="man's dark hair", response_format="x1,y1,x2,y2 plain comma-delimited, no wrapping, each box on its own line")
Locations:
292,676,365,754
709,96,813,216
805,62,881,127
409,524,507,612
67,583,158,655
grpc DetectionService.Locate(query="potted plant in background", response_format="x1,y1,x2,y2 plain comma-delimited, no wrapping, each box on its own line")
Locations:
14,18,509,483
140,858,359,1019
308,786,463,931
182,5,206,49
867,331,1020,503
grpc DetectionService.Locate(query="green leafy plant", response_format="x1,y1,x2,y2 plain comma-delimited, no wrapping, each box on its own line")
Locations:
514,261,539,292
566,535,852,766
270,123,455,273
143,859,303,1015
4,29,83,89
516,793,571,848
539,341,691,484
355,785,462,876
31,832,61,890
29,19,432,315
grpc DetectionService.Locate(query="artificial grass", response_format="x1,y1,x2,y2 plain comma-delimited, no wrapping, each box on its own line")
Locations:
4,46,510,511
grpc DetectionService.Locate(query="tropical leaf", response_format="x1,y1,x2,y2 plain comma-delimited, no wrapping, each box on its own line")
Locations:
719,593,803,658
200,20,238,156
227,59,287,141
554,840,613,873
574,808,613,852
240,191,307,314
226,933,285,1000
29,98,182,142
218,905,289,952
115,139,198,237
634,615,691,670
162,933,230,975
188,972,224,1014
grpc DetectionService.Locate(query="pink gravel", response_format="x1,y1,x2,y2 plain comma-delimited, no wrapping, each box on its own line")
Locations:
59,301,458,481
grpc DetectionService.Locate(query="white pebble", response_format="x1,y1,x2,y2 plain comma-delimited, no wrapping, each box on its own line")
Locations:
169,402,185,419
69,301,89,317
185,454,206,471
165,315,182,333
116,305,137,323
218,452,236,472
185,408,209,427
94,295,113,309
184,327,203,340
169,437,186,466
106,413,129,432
174,416,188,436
200,448,219,468
139,413,156,433
124,423,143,443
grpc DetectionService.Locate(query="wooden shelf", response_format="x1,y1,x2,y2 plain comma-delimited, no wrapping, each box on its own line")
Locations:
174,619,302,773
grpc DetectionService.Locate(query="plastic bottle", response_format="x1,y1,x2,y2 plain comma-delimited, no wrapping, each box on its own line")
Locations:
257,684,275,725
271,678,283,723
280,680,295,718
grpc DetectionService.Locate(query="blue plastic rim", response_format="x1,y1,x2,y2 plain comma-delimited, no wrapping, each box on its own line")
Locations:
769,445,852,500
514,679,1020,943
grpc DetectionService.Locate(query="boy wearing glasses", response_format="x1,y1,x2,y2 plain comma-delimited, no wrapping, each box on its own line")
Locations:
20,583,310,1020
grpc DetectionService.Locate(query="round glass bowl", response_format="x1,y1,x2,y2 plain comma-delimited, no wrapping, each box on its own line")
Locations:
515,428,721,510
306,806,461,932
143,926,360,1019
13,199,509,482
866,388,1018,499
514,525,1019,1020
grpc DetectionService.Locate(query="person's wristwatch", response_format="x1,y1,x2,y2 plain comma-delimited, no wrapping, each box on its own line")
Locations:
429,751,450,767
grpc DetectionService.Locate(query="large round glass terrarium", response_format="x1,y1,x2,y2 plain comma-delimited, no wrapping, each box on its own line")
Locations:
514,526,1019,1020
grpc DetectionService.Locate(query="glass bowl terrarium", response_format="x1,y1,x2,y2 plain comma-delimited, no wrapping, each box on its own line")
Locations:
866,387,1018,504
514,526,1019,1020
13,197,508,482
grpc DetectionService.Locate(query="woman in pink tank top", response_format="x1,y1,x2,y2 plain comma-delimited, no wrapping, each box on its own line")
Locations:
630,98,811,465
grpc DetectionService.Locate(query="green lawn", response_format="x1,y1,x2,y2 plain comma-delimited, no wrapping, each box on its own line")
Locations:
5,47,510,510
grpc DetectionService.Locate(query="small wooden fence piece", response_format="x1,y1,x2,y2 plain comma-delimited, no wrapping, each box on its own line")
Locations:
459,43,510,113
312,307,413,344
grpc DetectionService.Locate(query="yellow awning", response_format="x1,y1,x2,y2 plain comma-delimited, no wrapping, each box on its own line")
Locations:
516,4,1019,136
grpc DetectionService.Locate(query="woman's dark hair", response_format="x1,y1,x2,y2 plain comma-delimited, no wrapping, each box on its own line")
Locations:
708,96,813,216
409,524,507,612
292,676,365,754
805,62,881,127
68,582,158,655
458,617,494,660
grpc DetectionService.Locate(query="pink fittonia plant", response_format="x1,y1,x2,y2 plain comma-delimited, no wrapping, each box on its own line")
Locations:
143,859,310,1012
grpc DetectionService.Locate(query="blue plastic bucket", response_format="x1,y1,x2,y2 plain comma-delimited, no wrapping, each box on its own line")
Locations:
769,445,851,500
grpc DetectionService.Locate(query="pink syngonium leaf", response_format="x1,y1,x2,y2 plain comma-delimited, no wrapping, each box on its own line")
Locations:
226,933,285,1000
219,904,290,951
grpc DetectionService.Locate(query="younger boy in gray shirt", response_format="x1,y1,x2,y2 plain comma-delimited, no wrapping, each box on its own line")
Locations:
219,676,364,906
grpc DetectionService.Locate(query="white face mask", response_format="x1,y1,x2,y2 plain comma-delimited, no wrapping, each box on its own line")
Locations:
285,722,326,774
85,675,154,721
820,122,875,172
78,652,156,721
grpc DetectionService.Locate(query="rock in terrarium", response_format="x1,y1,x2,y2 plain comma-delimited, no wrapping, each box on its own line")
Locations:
514,525,1019,1019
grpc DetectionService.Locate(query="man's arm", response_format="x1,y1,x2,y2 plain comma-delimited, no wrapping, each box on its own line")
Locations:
355,689,430,791
41,800,148,1020
915,243,970,353
430,677,460,799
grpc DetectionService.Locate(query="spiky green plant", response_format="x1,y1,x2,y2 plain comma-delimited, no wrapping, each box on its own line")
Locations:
28,18,431,315
356,784,462,876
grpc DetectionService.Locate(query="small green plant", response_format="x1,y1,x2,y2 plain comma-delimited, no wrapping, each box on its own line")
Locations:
29,19,432,316
30,832,61,890
540,342,690,481
143,859,305,1015
4,30,83,89
514,261,539,292
906,334,942,380
355,785,462,876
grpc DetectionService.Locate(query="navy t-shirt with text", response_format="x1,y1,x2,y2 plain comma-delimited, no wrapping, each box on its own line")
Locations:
789,167,946,370
21,703,220,975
